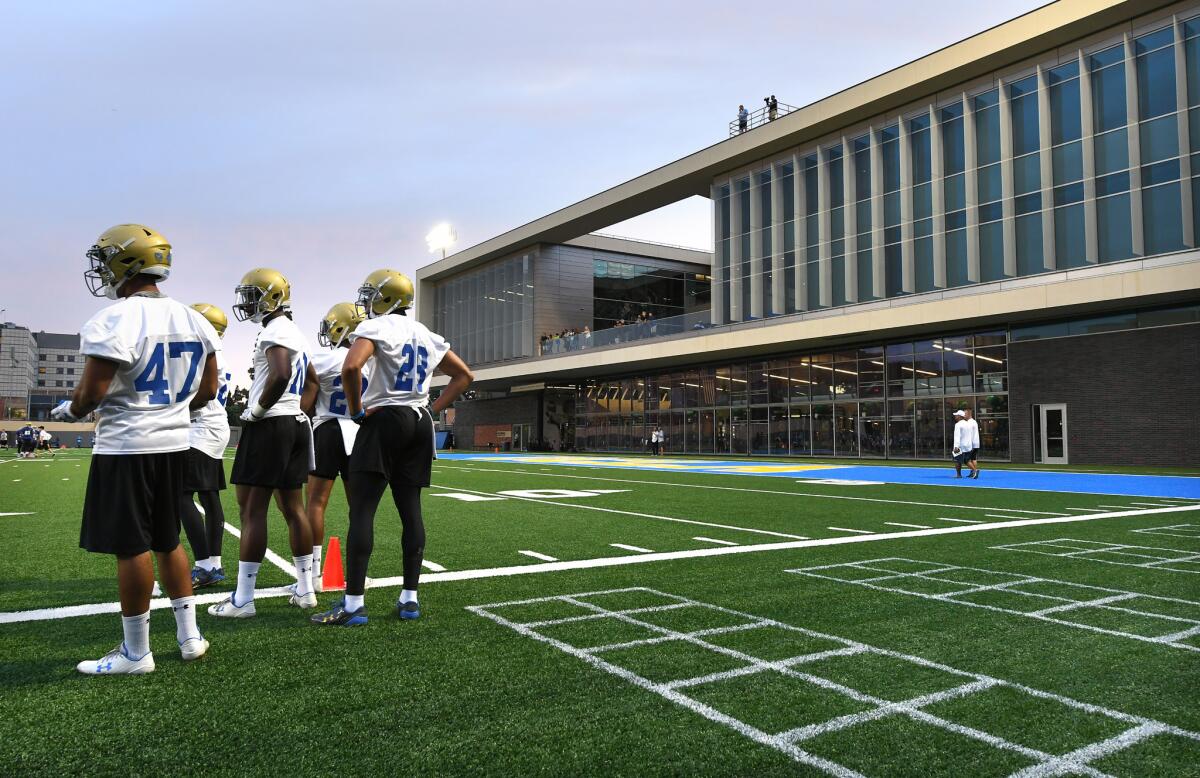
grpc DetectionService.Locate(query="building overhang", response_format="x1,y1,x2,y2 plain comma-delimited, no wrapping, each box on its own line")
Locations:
416,0,1170,287
433,253,1200,391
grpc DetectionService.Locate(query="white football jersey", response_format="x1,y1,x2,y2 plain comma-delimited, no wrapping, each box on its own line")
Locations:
80,295,218,455
311,349,372,429
247,314,311,419
189,332,231,459
349,315,449,409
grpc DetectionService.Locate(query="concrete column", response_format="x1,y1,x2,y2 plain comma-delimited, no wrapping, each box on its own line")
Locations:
963,92,981,282
869,126,886,297
898,119,915,293
1078,51,1099,263
998,77,1017,277
929,106,947,288
793,152,809,311
770,161,786,315
817,148,833,307
843,136,858,303
729,177,743,321
1037,64,1056,270
749,171,765,318
710,183,725,325
1177,16,1196,249
1124,33,1144,257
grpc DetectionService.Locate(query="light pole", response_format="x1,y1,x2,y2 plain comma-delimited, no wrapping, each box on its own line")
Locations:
425,223,457,260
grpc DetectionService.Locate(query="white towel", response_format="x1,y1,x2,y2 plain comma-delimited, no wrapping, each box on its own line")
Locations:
337,418,359,456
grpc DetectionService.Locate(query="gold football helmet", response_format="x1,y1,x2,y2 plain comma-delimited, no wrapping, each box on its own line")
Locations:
190,303,228,338
85,224,172,300
233,268,291,323
318,302,365,348
356,269,414,318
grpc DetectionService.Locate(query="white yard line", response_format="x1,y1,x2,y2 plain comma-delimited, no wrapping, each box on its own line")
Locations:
222,522,296,577
610,543,654,554
428,483,810,540
828,527,874,535
693,537,740,546
0,512,35,517
3,504,1198,625
421,560,447,572
883,522,930,529
984,514,1028,520
933,517,983,524
518,550,559,562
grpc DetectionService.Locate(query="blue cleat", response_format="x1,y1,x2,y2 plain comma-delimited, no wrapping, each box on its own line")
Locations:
191,566,225,589
311,599,368,627
397,600,420,620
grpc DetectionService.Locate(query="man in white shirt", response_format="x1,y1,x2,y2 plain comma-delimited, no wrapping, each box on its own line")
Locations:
311,269,473,627
180,303,232,589
209,268,320,619
54,223,218,674
965,409,982,480
951,409,978,480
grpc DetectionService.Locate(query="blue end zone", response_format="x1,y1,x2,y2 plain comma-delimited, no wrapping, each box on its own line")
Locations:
437,453,1200,499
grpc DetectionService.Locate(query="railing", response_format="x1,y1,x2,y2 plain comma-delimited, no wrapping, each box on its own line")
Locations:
539,310,714,356
729,101,797,137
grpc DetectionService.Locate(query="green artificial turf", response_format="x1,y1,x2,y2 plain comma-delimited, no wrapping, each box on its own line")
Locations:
1,449,1198,776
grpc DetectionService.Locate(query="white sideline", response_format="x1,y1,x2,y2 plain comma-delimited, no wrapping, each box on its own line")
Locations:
432,464,1083,515
3,504,1197,625
191,502,296,577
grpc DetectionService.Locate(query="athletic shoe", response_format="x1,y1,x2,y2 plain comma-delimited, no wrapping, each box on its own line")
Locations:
207,597,256,618
287,578,323,596
972,470,981,479
396,600,420,620
310,599,368,627
77,644,155,676
191,567,223,589
151,581,162,597
289,591,318,609
179,636,210,661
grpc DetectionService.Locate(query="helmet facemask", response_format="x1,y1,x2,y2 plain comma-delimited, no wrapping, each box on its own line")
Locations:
356,282,406,318
84,244,130,300
233,284,282,323
317,318,347,349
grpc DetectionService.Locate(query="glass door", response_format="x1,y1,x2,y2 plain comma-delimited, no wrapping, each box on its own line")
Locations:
1038,404,1068,465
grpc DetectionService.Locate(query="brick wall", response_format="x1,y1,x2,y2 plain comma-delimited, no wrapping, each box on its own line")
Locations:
1009,323,1199,465
452,394,541,450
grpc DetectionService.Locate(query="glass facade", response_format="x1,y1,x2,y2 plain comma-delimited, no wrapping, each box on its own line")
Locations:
575,330,1009,461
433,253,534,366
712,18,1199,322
592,260,710,330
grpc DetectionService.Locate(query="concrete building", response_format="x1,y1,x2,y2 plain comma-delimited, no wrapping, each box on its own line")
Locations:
0,323,37,419
31,332,83,419
419,0,1200,466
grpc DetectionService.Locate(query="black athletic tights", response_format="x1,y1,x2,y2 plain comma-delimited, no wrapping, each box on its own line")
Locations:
179,491,225,561
345,472,425,595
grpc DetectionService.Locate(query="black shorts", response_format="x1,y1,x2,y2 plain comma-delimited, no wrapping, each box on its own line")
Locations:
231,415,310,490
954,450,970,465
81,451,186,556
970,448,981,461
183,447,227,492
348,406,434,487
311,420,349,480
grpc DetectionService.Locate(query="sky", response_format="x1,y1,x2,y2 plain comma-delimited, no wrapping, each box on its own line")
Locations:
0,0,1045,386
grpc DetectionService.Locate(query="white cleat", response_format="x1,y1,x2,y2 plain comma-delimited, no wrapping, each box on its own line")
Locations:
77,644,155,676
207,597,256,618
289,591,318,609
180,636,210,661
288,579,324,596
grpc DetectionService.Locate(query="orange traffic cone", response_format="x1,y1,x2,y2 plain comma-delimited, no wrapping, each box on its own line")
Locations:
321,536,346,591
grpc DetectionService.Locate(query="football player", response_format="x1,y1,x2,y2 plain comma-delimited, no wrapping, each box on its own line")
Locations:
209,269,319,618
312,270,473,627
297,302,369,592
180,303,232,588
54,224,218,674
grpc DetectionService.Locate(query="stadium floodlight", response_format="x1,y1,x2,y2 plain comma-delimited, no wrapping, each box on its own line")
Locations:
426,223,457,259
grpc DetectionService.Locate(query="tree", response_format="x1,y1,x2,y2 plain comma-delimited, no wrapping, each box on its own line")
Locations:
226,385,249,427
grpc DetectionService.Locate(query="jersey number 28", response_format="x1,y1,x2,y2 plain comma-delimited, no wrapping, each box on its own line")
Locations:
133,341,204,405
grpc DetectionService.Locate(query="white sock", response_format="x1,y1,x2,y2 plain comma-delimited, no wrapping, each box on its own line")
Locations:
234,561,260,606
293,554,314,597
400,589,418,604
195,558,214,572
344,594,365,612
171,596,202,644
121,611,151,659
312,545,323,578
208,555,223,570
